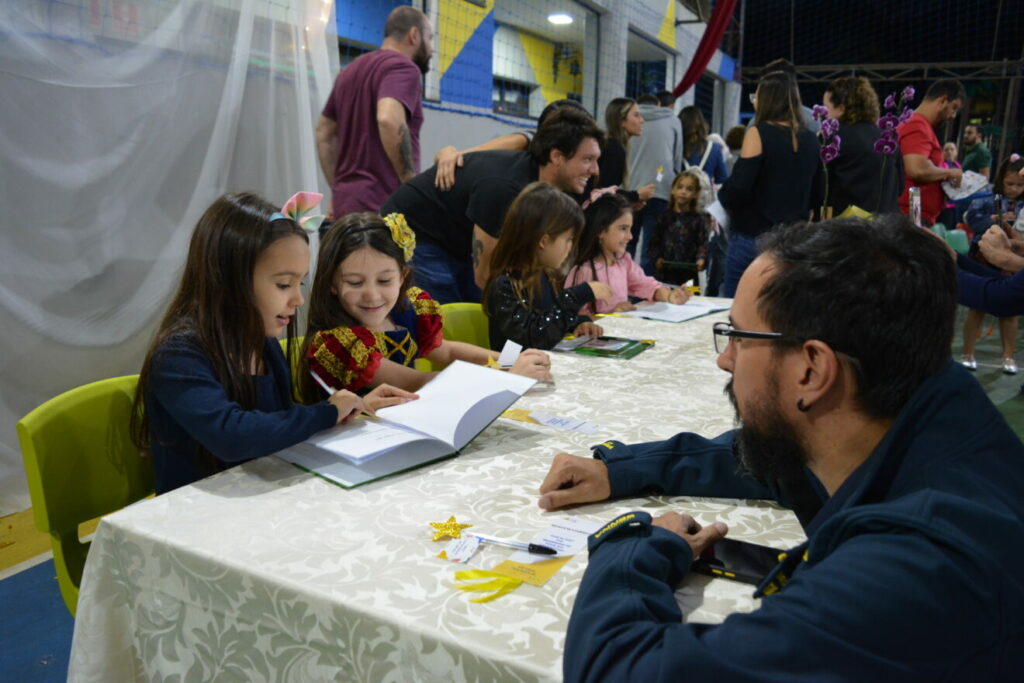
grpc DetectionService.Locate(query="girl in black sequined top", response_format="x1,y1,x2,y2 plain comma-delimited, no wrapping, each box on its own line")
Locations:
484,182,612,350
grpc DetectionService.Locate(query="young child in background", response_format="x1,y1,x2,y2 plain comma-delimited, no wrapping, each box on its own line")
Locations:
565,191,690,314
131,192,414,495
960,154,1024,374
302,212,551,399
485,182,611,349
649,169,714,288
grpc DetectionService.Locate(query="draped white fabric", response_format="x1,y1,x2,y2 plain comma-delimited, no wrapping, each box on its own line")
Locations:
0,1,339,514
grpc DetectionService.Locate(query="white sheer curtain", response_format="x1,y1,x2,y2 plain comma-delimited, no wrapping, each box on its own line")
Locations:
0,0,339,514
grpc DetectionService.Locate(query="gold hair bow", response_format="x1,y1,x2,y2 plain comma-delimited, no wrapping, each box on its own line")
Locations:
382,212,416,261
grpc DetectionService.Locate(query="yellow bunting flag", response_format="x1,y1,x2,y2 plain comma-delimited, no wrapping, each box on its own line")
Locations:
454,570,523,602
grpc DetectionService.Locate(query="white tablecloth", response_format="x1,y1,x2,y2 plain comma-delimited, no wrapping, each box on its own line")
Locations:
69,306,806,682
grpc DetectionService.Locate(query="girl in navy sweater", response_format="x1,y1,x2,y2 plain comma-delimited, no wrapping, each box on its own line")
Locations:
131,192,414,493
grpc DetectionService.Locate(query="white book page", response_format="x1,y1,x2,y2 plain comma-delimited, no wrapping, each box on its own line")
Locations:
375,360,535,447
621,300,729,323
304,418,434,463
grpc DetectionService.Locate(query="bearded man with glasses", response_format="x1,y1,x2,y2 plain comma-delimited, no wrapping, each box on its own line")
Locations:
539,214,1024,680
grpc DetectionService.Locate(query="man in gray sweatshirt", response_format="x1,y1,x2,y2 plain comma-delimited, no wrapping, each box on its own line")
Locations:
626,92,683,275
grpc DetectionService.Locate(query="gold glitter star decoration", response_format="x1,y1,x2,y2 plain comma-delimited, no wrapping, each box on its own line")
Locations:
430,515,472,542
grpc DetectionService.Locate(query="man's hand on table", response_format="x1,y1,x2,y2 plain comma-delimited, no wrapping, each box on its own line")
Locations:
652,512,729,556
538,452,611,510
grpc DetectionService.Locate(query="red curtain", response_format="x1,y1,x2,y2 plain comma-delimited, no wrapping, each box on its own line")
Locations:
672,0,740,98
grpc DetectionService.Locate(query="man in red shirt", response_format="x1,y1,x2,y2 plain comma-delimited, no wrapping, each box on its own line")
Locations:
898,79,965,225
316,7,433,218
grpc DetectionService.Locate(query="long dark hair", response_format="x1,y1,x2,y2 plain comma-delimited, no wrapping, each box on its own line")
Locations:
483,182,584,313
298,212,413,402
604,97,637,148
994,156,1024,199
131,192,308,454
572,192,633,276
754,71,804,151
680,106,710,159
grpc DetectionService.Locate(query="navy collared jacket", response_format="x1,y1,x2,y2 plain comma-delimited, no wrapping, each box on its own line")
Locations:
565,361,1024,681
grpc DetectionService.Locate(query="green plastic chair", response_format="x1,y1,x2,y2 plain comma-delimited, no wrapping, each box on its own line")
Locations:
441,302,492,350
16,375,153,616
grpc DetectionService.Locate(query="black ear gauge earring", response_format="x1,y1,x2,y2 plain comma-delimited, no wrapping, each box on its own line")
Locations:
796,398,811,413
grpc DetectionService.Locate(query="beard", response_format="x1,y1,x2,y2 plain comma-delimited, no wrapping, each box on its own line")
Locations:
725,376,808,484
413,43,431,75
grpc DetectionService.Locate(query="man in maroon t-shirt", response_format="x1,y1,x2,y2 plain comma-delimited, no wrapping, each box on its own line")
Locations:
898,79,965,225
316,7,433,218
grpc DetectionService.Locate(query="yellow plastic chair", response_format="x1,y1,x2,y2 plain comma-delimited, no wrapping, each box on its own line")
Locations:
441,302,492,350
16,375,153,616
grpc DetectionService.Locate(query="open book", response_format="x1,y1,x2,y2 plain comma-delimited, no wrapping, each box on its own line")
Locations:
620,300,729,323
276,361,536,488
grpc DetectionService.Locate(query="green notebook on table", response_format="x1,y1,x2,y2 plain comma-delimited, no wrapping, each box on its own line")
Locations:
552,335,654,359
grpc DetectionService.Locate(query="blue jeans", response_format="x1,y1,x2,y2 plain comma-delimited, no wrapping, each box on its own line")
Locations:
411,240,482,304
628,198,667,276
722,231,758,298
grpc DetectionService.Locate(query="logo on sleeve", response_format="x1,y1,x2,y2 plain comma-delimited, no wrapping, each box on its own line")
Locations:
594,513,637,539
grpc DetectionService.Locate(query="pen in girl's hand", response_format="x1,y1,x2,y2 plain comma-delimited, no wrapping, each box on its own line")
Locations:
310,371,335,396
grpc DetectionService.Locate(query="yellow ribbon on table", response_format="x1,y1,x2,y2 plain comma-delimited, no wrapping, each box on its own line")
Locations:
453,570,523,602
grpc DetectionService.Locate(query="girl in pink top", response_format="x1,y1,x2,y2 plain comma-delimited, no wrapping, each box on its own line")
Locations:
565,192,690,314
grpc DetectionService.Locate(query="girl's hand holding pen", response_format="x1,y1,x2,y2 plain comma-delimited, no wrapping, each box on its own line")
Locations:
328,390,365,424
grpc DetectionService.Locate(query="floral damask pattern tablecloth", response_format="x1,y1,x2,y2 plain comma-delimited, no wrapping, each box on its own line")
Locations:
69,306,806,682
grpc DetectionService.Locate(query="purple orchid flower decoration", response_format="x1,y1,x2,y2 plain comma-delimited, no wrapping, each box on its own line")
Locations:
877,113,900,130
821,117,840,138
884,94,897,110
901,86,915,102
812,104,829,122
821,142,841,164
873,138,899,155
898,108,914,124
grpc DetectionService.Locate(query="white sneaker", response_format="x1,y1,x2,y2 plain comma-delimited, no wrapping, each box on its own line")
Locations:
1003,358,1019,375
960,354,978,371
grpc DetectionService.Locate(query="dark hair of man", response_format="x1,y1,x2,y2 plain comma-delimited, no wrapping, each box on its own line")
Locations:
529,106,606,166
993,156,1024,197
299,212,413,401
384,6,425,40
924,79,965,103
637,93,659,105
964,123,980,134
537,99,589,127
679,105,710,159
131,192,309,456
483,182,585,314
604,97,637,148
571,192,633,275
754,71,804,151
655,90,675,107
725,125,747,151
756,214,957,420
825,76,880,125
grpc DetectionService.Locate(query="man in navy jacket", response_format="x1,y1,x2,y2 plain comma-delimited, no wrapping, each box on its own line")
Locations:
539,215,1024,681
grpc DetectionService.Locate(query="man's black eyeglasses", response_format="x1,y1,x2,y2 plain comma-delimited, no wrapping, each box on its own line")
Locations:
712,322,804,354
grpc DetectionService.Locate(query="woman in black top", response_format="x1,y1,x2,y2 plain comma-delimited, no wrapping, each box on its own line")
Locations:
822,77,902,216
600,97,654,203
719,71,823,297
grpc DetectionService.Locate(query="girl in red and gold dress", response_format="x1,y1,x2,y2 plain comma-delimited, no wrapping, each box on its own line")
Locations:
300,212,550,400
